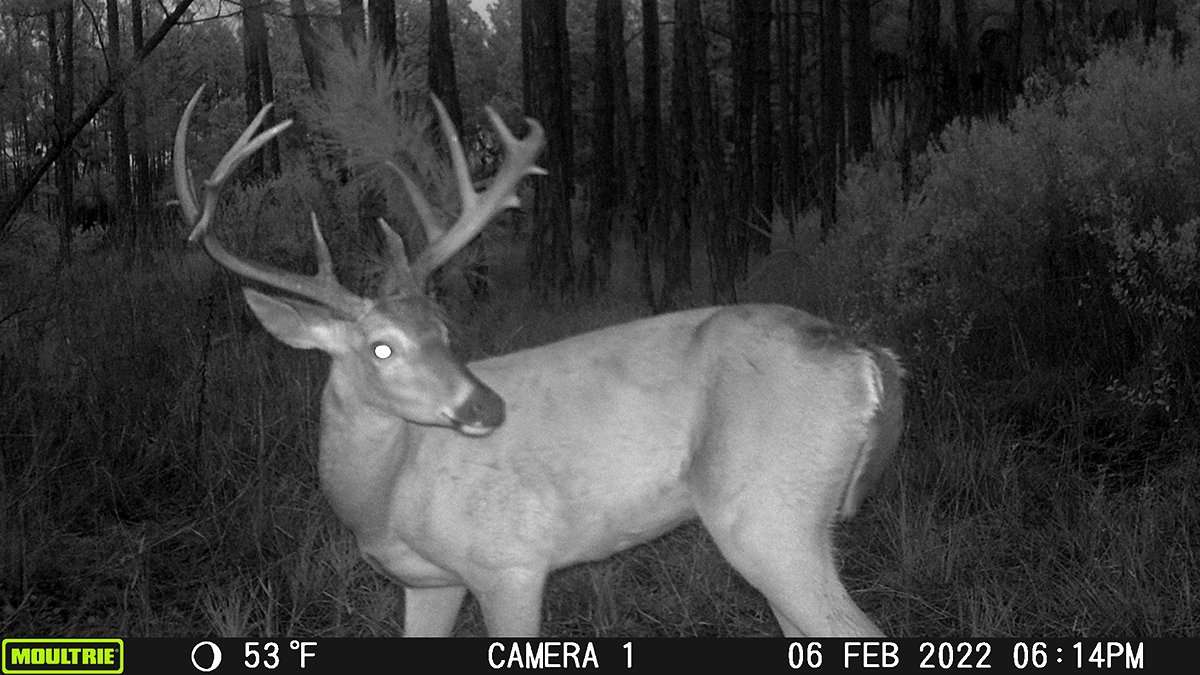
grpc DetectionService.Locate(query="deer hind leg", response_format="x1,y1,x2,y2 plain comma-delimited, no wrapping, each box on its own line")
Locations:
698,498,883,637
688,409,883,637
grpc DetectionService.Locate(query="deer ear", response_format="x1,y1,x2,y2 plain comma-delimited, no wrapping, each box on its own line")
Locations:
243,288,347,352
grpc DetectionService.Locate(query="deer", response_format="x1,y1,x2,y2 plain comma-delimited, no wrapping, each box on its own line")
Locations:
174,85,904,637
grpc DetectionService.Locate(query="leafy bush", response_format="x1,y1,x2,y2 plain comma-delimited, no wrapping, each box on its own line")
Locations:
809,23,1200,437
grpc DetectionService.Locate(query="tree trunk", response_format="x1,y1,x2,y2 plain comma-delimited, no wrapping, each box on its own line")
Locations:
241,2,265,179
609,0,633,210
49,7,61,233
522,0,574,297
731,0,753,258
429,0,481,298
583,0,616,294
51,4,76,264
791,0,806,213
370,0,397,62
0,0,197,238
251,2,280,174
1139,0,1157,42
905,0,939,188
0,119,7,196
557,5,574,179
819,0,842,237
429,0,464,131
290,0,325,90
341,0,365,46
750,0,773,256
777,0,797,219
106,0,132,254
954,0,970,116
639,0,663,311
665,0,696,306
350,0,389,251
679,0,732,301
1011,0,1024,100
847,0,872,161
129,0,151,248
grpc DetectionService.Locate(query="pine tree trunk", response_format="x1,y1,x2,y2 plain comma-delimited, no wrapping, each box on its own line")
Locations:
249,2,279,174
731,0,753,260
680,0,732,301
1011,0,1024,101
130,0,151,248
290,0,324,90
639,0,663,311
106,0,132,254
341,0,365,46
522,0,574,297
1137,0,1156,41
791,0,806,212
777,0,797,218
665,0,696,307
609,0,632,210
51,5,76,265
429,0,463,131
429,0,482,298
905,0,939,187
583,0,616,294
241,3,265,179
847,0,873,161
750,0,773,255
819,0,842,237
954,0,970,116
370,0,397,62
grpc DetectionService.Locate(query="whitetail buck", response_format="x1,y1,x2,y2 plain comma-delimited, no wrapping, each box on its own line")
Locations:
174,86,904,637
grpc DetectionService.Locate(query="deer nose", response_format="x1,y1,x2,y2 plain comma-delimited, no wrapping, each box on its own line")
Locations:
452,377,506,435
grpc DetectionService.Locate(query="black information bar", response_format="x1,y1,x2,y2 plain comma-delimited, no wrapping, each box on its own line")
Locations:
2,638,1188,674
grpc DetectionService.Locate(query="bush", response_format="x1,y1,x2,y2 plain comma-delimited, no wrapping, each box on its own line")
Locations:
806,25,1200,441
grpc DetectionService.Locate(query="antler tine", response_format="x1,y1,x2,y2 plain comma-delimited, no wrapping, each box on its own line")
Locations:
310,212,335,282
376,217,420,297
410,98,546,284
173,86,207,229
173,86,370,317
176,88,292,243
431,95,477,214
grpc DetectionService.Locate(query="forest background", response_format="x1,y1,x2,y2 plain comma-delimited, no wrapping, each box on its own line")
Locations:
1,0,1197,636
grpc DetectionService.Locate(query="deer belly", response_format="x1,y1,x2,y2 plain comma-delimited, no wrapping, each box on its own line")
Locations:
360,541,460,587
553,486,696,565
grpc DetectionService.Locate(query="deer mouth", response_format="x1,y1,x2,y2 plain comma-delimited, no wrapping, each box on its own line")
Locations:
439,370,506,437
440,379,506,436
441,410,501,437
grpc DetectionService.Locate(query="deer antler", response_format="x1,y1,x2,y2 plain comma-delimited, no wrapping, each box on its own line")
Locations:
390,95,546,288
174,85,371,317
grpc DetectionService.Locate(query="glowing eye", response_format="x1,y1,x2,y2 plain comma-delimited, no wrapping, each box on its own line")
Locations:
372,343,393,359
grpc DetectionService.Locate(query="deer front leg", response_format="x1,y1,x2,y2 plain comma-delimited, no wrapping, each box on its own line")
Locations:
403,585,468,636
474,569,547,637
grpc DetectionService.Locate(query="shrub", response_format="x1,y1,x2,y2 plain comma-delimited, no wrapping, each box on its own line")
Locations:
805,25,1200,430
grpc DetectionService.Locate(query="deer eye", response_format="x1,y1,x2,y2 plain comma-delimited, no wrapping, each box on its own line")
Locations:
371,342,393,360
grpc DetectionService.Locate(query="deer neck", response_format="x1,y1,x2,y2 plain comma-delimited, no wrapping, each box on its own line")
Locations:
316,372,414,540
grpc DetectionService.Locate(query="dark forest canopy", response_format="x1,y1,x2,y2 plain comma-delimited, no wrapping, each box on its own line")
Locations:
0,0,1183,285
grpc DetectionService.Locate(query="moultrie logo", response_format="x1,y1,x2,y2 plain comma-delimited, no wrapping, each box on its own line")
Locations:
2,639,123,674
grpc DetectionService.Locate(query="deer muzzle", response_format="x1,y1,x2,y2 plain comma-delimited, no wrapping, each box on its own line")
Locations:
447,370,506,436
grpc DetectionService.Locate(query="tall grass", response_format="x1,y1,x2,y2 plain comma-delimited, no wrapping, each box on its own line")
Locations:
2,225,1196,636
